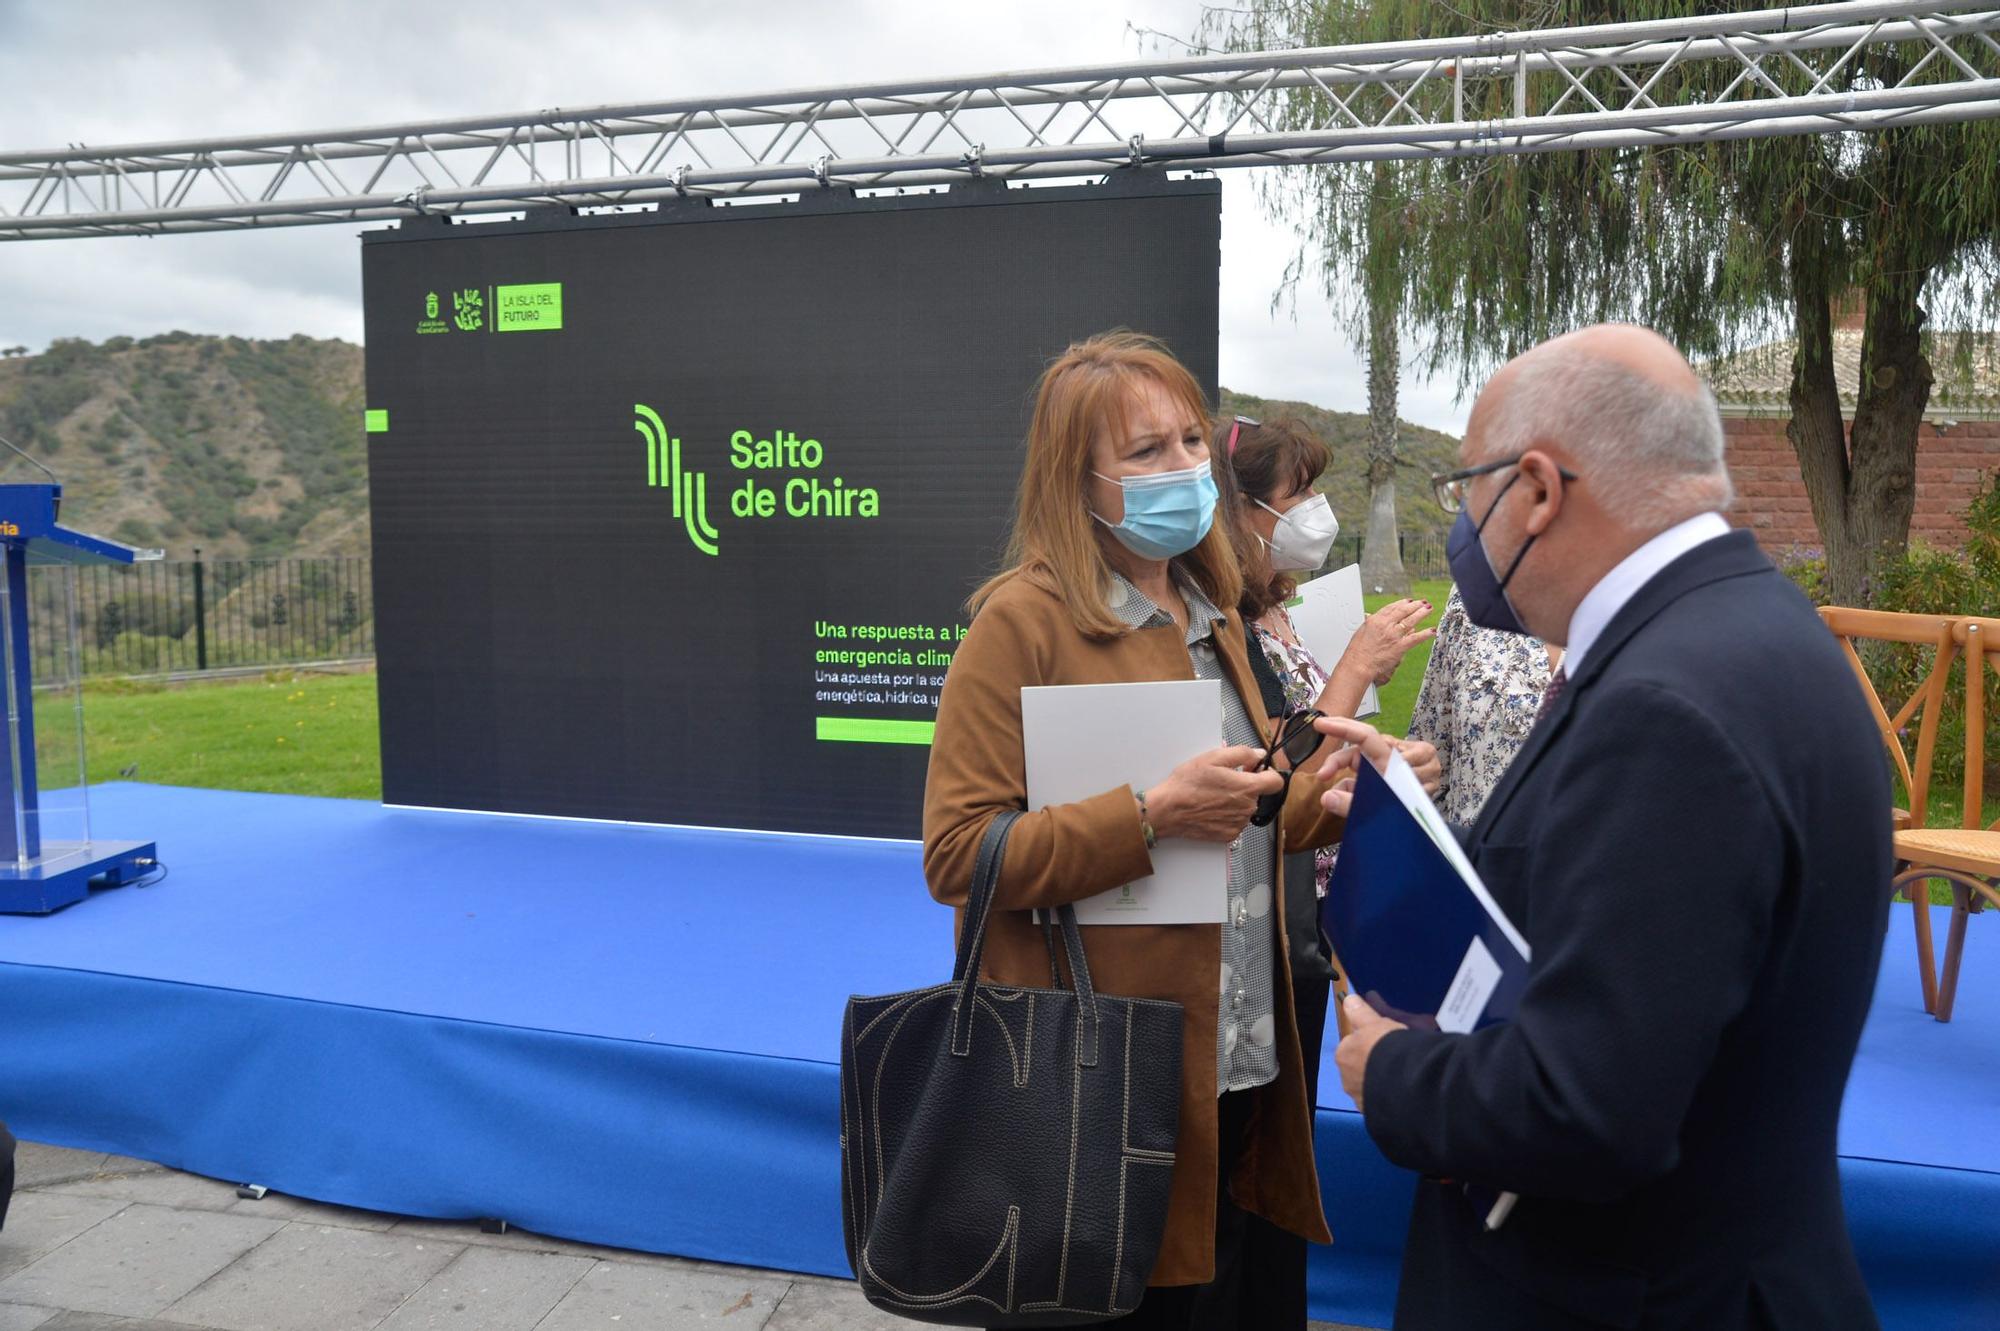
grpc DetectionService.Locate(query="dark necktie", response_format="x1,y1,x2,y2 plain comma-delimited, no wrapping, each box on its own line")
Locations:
1534,666,1568,728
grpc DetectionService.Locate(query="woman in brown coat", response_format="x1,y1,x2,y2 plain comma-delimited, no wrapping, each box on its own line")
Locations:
922,332,1347,1329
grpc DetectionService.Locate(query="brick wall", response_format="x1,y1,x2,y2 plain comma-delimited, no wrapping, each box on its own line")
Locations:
1723,415,2000,556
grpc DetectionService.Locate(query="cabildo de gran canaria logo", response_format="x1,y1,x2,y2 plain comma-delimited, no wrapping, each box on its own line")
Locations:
417,283,563,336
634,404,881,557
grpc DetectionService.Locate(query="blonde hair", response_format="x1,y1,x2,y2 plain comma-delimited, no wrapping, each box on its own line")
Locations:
970,332,1241,639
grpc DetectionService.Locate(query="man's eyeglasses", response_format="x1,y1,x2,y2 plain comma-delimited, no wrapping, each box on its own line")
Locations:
1249,708,1324,828
1430,455,1580,513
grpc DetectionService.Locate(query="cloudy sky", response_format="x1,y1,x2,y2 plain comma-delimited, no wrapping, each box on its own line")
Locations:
0,0,1472,434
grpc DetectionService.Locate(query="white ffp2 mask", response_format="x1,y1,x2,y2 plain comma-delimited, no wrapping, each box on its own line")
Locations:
1256,492,1340,571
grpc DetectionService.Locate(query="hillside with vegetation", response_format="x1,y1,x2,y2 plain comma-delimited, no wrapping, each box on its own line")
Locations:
0,334,1461,565
0,332,366,559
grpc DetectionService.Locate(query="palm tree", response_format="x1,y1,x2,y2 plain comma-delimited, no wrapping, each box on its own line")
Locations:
1358,162,1410,596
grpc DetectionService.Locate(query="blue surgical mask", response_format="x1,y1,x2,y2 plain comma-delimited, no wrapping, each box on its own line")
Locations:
1091,463,1219,561
1446,471,1536,635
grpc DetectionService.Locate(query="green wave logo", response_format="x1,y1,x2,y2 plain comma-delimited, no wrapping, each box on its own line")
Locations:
635,404,719,556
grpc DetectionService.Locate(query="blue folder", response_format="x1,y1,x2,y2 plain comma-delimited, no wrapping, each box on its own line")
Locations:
1321,755,1531,1032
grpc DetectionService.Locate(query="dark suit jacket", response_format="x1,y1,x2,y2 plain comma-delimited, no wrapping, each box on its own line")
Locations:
1363,531,1891,1330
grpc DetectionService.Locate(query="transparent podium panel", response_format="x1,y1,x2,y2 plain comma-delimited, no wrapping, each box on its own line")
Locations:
5,562,90,872
0,480,155,913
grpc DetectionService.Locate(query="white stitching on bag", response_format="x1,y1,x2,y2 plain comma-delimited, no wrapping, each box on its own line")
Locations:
1104,1006,1175,1313
1021,1015,1086,1312
949,814,1010,1054
842,1006,868,1248
1119,1005,1174,1159
872,991,952,1188
1023,991,1035,1078
862,1204,1019,1304
855,984,954,1043
974,994,1025,1085
1111,1007,1134,1311
851,821,1188,1323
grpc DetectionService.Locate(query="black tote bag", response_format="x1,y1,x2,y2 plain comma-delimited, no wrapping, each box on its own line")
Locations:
841,810,1185,1325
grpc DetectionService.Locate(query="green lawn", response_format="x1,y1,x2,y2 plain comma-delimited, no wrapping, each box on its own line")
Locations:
31,585,1994,872
41,669,382,800
16,579,1459,803
1363,577,1453,738
32,583,1450,809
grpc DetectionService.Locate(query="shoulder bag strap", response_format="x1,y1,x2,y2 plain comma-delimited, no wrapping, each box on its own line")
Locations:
949,809,1020,1055
948,809,1102,1068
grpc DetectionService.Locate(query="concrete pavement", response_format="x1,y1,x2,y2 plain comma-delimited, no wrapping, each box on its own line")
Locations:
1,1140,1368,1331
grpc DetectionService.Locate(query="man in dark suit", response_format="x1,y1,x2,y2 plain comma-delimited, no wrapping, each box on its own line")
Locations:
1315,325,1890,1329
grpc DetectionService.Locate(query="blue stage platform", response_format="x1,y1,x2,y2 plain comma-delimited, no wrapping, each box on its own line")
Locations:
0,784,1994,1328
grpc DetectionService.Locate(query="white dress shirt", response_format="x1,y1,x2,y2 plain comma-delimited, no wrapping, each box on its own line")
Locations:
1563,512,1732,677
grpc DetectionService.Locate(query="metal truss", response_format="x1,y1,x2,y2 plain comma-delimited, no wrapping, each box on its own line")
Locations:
3,1,1998,240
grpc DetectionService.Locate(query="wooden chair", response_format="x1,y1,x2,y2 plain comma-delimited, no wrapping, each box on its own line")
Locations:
1892,615,2000,1023
1818,607,1963,1012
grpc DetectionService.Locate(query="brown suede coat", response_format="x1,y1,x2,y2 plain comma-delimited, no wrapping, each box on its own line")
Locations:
921,572,1344,1287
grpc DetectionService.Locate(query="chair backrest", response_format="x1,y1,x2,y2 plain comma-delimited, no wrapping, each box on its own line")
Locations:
1952,616,2000,832
1819,607,1962,826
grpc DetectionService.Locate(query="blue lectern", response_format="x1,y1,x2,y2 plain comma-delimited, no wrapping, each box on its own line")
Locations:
0,483,156,913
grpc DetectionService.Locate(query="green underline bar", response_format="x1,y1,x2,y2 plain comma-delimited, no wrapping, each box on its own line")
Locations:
816,717,935,745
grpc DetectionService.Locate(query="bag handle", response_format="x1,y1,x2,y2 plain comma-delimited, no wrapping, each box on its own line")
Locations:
949,809,1101,1068
947,809,1018,991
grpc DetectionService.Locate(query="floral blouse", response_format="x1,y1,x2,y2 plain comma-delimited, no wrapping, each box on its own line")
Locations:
1406,587,1558,827
1250,610,1339,899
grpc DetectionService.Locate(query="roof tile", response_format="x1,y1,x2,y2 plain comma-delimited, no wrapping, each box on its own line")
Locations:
1698,329,2000,417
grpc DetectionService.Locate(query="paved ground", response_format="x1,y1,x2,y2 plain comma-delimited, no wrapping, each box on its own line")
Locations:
2,1140,1366,1330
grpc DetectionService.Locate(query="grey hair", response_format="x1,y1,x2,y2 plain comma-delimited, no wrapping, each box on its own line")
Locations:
1478,348,1734,530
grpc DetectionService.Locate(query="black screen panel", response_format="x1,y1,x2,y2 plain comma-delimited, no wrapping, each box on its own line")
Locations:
362,178,1221,839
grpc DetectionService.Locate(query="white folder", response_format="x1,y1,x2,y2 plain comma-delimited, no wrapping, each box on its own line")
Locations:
1289,563,1380,719
1021,680,1227,924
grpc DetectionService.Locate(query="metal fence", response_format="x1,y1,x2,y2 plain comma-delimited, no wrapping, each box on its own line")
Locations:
19,537,1442,681
29,556,374,679
1324,531,1451,583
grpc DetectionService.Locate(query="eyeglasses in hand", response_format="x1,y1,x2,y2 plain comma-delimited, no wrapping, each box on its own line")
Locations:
1249,708,1325,828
